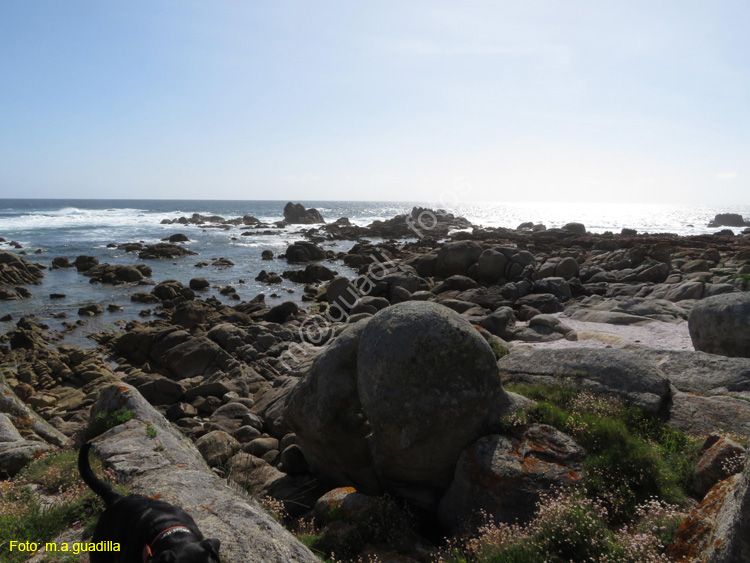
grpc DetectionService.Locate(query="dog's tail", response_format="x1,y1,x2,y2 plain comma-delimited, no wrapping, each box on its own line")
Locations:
78,442,122,507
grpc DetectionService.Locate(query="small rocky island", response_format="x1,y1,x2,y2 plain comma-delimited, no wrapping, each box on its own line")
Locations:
1,204,750,562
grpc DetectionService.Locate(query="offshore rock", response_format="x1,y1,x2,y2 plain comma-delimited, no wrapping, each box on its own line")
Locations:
283,202,325,224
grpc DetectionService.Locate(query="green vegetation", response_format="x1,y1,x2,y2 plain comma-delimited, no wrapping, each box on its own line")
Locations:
489,340,509,360
0,449,128,563
84,407,133,441
710,270,750,289
438,383,701,563
146,423,157,438
506,382,701,523
437,493,685,563
292,495,417,562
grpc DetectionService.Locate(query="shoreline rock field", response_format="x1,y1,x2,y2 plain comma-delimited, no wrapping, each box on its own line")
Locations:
1,203,750,562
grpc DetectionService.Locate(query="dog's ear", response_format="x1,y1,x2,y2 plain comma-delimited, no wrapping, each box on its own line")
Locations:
201,538,221,559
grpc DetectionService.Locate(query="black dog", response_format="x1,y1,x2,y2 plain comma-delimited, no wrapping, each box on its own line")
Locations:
78,442,221,563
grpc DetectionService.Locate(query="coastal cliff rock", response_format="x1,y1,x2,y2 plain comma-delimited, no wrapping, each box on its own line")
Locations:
87,383,320,563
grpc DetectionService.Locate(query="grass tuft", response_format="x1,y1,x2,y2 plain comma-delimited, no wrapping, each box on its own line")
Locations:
84,407,133,441
0,449,129,563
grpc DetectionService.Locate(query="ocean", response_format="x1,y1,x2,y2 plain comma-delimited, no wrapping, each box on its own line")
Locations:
1,199,748,347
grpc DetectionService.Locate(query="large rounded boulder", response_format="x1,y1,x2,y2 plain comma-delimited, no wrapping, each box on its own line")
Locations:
357,301,510,506
689,293,750,357
284,301,515,509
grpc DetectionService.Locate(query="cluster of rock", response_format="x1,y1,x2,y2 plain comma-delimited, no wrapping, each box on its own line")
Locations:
68,255,154,285
0,250,44,300
2,204,750,562
154,204,475,242
160,213,262,228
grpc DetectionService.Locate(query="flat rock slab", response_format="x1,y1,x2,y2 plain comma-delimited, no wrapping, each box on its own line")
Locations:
642,349,750,397
89,384,318,563
500,347,750,436
503,346,750,398
515,313,693,351
498,348,671,414
667,392,750,438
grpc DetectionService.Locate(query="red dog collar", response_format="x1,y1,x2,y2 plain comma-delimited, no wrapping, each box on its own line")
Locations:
142,526,193,562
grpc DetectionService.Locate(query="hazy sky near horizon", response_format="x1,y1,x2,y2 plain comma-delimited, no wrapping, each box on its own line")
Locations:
1,1,748,204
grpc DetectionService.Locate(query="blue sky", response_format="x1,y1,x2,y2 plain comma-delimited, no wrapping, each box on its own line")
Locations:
1,1,748,203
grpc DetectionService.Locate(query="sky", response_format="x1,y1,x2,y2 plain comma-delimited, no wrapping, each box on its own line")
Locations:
1,1,748,204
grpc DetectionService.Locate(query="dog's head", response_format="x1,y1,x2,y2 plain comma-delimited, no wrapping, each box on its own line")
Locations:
150,538,220,563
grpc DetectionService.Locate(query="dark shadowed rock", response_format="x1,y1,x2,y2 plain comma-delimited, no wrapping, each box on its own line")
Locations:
708,213,750,228
73,255,99,272
83,263,146,284
284,241,326,263
263,301,298,324
285,320,379,492
78,304,104,316
562,222,586,235
283,264,336,284
51,256,72,269
283,202,325,224
162,337,229,379
0,252,44,300
256,270,282,284
477,249,509,283
435,241,483,278
152,280,195,303
138,243,197,260
326,276,360,316
515,293,563,314
189,277,210,290
438,425,585,532
136,377,185,406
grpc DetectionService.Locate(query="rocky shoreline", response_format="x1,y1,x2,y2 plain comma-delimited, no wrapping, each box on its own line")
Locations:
2,204,750,562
